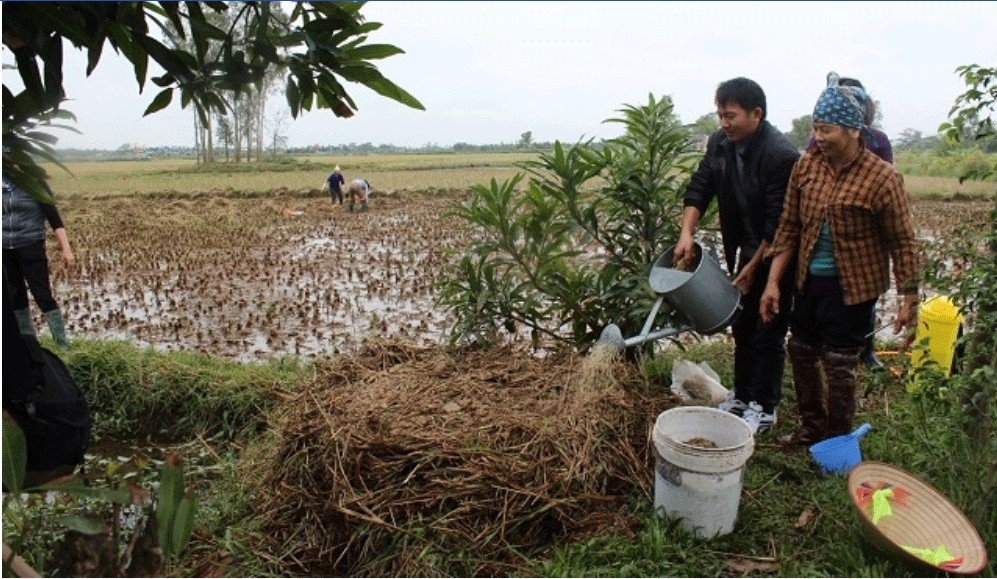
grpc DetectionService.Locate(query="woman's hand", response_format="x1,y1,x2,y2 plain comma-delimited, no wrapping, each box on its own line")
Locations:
759,283,781,324
54,227,75,270
62,247,76,270
895,293,919,348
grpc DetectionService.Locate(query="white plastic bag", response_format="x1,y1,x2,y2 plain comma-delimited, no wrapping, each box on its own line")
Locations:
670,359,729,405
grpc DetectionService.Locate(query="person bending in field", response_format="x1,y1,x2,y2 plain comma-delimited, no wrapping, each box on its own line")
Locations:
347,179,370,213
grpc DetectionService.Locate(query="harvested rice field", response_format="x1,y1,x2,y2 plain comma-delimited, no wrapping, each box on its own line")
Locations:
49,188,470,361
33,151,994,361
40,184,993,362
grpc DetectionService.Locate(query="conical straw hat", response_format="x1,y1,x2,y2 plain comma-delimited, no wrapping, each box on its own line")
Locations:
848,461,988,575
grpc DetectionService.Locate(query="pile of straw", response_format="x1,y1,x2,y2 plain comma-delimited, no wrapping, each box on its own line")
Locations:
251,340,674,576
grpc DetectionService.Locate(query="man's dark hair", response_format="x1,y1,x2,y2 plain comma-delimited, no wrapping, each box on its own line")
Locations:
715,77,767,120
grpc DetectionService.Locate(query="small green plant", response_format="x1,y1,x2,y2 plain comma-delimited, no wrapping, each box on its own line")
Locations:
437,94,702,352
156,454,199,561
3,420,198,577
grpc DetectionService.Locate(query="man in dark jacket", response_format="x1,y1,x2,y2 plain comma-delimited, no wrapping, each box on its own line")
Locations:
673,77,800,434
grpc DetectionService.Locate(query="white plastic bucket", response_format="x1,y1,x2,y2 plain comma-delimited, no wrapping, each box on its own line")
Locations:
653,406,754,538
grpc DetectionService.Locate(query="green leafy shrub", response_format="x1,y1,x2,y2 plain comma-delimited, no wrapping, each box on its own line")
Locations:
437,94,703,352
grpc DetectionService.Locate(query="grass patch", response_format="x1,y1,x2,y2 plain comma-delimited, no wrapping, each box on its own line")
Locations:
534,342,996,577
901,175,995,198
170,158,318,174
43,152,541,197
63,339,311,441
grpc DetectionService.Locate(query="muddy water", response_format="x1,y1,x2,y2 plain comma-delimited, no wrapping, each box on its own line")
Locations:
42,193,991,362
48,191,468,362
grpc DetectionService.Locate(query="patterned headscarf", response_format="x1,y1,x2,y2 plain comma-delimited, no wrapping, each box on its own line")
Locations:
812,72,867,129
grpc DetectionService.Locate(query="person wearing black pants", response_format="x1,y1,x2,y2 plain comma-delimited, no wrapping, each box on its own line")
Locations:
761,74,920,445
676,77,801,434
731,256,795,424
2,176,75,349
806,75,895,369
326,165,345,205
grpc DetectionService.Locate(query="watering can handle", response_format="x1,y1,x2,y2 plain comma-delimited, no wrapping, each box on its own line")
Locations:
851,423,872,439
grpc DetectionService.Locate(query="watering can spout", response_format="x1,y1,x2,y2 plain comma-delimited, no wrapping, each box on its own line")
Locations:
597,323,625,351
597,320,689,351
852,423,872,439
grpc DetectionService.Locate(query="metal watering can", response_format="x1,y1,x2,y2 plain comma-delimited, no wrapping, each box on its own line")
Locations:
598,241,742,350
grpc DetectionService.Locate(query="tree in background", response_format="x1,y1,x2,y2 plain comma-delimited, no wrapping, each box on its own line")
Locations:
869,98,884,129
894,128,942,151
215,115,234,162
685,112,719,148
2,1,424,201
267,110,290,157
785,114,813,150
518,131,534,149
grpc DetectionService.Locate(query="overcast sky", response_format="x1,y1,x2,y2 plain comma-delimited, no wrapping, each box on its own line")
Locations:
5,1,995,150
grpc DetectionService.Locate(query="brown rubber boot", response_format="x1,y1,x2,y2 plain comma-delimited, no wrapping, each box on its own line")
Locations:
824,348,861,438
779,339,827,446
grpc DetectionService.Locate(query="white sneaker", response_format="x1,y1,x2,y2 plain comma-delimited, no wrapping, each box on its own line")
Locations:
743,402,777,434
717,392,748,417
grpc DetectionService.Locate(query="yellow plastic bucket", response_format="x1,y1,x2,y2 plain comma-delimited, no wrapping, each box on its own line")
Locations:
908,295,962,392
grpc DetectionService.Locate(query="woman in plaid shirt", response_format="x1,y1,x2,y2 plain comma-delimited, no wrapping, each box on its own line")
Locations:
760,73,921,446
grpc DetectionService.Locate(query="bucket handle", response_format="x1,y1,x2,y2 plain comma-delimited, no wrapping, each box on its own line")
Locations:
851,423,872,439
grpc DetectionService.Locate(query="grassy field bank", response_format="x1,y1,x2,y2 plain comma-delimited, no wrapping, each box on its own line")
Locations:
44,151,997,198
6,338,992,577
45,152,540,197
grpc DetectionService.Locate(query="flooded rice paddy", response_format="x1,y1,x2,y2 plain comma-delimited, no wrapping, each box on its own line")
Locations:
45,191,993,362
52,190,469,361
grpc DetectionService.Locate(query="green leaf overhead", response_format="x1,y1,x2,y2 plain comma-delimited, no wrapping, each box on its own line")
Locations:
348,43,405,60
3,1,424,200
144,88,174,116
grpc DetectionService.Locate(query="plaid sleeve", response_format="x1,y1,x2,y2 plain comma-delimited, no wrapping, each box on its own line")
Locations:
878,172,921,294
